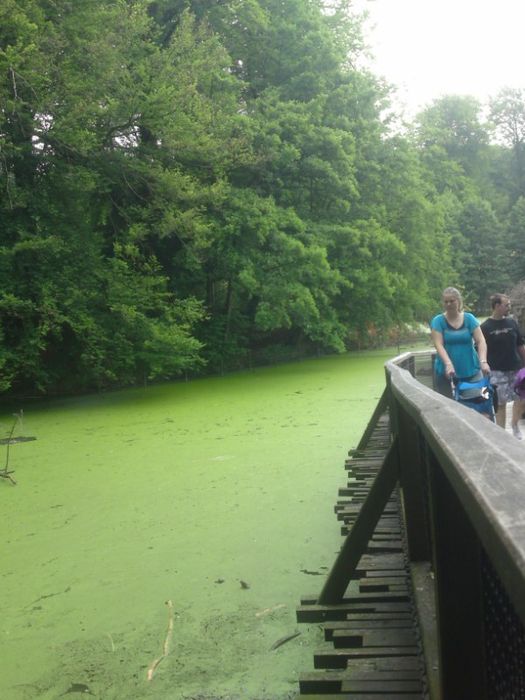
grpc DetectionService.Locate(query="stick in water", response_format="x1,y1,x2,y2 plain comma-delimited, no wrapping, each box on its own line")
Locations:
147,600,174,681
1,413,20,485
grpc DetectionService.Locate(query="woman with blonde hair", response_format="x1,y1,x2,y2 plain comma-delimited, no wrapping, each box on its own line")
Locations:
430,287,490,397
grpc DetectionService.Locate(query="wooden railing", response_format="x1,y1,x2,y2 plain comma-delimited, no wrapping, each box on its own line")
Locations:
318,349,525,699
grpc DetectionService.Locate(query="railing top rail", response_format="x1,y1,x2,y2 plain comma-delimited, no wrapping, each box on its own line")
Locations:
390,349,433,364
386,352,525,624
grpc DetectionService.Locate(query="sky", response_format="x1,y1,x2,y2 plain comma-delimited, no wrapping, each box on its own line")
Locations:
352,0,525,117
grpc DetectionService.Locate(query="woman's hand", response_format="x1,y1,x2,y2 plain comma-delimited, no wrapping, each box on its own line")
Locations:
444,362,455,379
480,360,490,376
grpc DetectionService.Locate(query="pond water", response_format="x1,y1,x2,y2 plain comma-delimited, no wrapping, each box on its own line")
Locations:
1,349,404,700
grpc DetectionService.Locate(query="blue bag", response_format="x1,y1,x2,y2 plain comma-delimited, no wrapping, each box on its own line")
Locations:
452,375,496,421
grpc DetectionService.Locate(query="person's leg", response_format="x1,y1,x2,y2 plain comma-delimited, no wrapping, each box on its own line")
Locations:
490,372,506,428
511,398,525,439
495,400,507,428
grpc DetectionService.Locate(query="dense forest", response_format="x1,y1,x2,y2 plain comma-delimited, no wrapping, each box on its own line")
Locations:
1,0,525,396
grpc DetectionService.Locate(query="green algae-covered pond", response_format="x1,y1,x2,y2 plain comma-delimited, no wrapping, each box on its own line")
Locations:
2,349,402,700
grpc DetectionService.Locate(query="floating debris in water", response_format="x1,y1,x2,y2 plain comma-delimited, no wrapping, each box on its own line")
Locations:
26,586,71,609
0,436,36,445
61,683,94,695
270,631,301,651
214,578,225,584
300,569,324,576
0,468,16,484
240,580,250,589
255,603,286,617
1,411,26,484
147,599,174,681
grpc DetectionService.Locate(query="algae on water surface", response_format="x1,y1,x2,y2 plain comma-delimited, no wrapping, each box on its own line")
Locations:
1,350,397,699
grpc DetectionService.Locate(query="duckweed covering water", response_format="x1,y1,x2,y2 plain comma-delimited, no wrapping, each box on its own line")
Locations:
1,349,401,699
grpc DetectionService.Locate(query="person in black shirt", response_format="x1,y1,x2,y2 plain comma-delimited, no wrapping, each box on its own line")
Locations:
481,294,525,439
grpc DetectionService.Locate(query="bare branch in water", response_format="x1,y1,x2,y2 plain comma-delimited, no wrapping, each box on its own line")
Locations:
1,412,22,485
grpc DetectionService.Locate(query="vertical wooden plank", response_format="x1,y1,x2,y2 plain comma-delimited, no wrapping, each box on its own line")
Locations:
355,388,389,452
396,404,432,561
427,449,488,700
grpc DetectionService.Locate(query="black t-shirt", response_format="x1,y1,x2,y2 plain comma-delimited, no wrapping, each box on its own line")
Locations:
480,317,524,371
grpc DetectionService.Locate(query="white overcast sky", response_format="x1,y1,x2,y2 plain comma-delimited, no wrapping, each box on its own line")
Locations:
352,0,525,116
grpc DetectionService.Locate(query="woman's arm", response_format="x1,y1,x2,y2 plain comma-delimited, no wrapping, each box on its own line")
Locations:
431,328,455,378
473,326,490,375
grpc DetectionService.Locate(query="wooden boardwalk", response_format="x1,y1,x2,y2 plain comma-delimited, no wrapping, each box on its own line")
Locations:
296,413,429,698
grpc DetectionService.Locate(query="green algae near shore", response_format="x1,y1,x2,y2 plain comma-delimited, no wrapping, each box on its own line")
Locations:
1,350,399,699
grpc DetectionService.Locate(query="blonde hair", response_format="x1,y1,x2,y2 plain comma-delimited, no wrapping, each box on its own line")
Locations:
442,287,463,310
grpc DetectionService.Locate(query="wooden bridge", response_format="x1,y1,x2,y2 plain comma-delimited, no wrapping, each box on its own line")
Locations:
296,350,525,699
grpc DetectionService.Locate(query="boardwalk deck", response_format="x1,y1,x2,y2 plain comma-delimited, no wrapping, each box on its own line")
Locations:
296,413,428,698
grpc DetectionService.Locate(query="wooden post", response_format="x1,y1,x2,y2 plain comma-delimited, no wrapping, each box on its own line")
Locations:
396,404,432,561
427,448,488,700
318,438,400,605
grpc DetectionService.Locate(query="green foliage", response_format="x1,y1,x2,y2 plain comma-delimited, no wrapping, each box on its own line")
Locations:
506,196,525,282
456,198,507,313
0,0,207,394
413,96,490,197
412,95,525,313
490,88,525,201
1,0,523,396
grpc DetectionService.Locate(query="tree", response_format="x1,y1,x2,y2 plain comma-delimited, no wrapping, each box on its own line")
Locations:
0,1,213,393
5,0,508,395
411,96,512,313
490,88,525,201
457,198,507,313
413,95,490,195
505,196,525,283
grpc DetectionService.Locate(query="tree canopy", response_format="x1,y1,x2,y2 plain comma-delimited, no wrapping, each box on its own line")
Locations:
0,0,522,395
